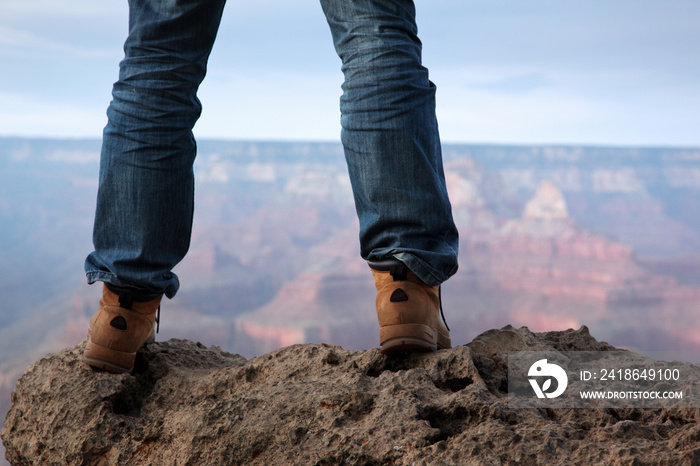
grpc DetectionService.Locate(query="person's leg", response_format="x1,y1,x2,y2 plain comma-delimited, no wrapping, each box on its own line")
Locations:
83,0,226,372
320,0,458,287
85,0,227,300
320,0,459,353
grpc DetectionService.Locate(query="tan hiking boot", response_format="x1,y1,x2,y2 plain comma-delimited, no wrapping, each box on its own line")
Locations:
371,263,451,354
83,284,162,373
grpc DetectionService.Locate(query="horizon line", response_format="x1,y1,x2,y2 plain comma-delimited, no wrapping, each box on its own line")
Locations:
1,134,699,151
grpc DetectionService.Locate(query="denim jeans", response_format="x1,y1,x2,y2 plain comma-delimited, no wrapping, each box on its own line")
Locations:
85,0,459,299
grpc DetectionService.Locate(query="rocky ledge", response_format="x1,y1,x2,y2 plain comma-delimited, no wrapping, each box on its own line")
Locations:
3,326,700,465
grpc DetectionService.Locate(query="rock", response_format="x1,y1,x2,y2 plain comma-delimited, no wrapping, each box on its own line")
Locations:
523,181,569,220
3,327,700,465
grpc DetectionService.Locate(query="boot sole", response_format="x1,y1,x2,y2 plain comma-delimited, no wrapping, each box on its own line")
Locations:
380,323,451,355
83,335,154,374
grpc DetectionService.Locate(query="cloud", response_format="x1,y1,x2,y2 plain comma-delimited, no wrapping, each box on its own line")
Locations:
433,65,700,146
470,72,553,95
2,1,125,19
194,70,343,141
0,92,107,138
0,0,698,146
0,26,115,58
435,83,602,145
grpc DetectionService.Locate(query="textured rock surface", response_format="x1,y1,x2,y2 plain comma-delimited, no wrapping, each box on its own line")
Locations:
3,326,700,465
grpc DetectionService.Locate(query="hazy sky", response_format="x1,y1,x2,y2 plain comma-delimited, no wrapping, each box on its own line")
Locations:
2,0,698,146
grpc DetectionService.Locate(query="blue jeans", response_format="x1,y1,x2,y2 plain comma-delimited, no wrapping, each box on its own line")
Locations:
85,0,459,299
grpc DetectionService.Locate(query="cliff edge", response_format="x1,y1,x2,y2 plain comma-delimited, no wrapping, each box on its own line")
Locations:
3,327,700,465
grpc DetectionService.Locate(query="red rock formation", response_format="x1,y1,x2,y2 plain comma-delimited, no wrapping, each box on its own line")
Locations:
462,181,648,300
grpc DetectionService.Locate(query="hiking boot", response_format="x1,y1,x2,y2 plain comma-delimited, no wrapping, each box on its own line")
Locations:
83,284,162,373
370,261,451,354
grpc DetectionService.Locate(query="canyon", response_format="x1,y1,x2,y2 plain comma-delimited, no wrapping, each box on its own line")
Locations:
2,139,700,463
